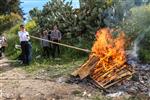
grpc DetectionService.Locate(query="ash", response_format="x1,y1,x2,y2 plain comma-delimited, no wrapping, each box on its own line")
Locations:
67,58,150,97
108,56,150,97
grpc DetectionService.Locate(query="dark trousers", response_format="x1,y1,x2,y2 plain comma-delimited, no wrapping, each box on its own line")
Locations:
43,46,50,58
1,47,5,53
21,41,32,65
51,40,60,58
0,48,2,57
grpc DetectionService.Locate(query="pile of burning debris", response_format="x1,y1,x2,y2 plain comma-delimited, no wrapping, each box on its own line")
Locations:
70,28,150,97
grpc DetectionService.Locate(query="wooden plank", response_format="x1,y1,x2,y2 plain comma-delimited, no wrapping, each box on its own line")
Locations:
71,55,99,79
101,68,131,86
91,66,133,89
104,74,132,88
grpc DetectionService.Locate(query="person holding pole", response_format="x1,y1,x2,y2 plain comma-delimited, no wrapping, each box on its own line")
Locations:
50,25,62,58
40,30,50,58
18,24,32,65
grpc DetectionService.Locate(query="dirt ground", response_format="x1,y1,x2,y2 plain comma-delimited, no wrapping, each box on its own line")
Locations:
1,58,149,100
0,58,104,100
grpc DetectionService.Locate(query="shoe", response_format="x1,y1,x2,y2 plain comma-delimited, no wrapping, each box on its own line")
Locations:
55,58,61,60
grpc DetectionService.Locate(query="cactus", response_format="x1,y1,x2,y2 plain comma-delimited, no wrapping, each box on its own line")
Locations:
29,0,112,39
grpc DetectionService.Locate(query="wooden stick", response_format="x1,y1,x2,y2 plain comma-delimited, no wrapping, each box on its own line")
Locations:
104,75,132,88
101,67,131,86
71,55,99,79
30,35,91,53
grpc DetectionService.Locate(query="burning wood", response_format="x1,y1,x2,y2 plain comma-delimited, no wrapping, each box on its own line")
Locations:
72,28,134,89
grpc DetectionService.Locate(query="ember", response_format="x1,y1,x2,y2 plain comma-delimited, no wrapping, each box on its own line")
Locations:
72,28,134,89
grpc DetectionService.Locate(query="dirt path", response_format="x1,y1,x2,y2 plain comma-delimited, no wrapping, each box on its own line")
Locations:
0,58,97,100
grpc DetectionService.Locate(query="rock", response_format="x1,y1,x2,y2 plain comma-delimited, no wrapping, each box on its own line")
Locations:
106,91,124,97
127,87,138,95
140,86,148,92
32,93,45,100
56,77,67,83
131,73,140,81
3,93,14,99
143,76,148,81
87,93,91,97
20,93,27,99
82,90,87,96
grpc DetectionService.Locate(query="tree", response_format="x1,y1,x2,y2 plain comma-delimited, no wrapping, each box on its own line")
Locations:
0,0,23,16
0,13,21,34
0,0,23,33
29,0,112,40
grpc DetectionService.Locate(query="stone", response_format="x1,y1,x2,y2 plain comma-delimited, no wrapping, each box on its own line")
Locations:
106,91,124,97
82,90,87,96
127,87,138,95
56,77,67,83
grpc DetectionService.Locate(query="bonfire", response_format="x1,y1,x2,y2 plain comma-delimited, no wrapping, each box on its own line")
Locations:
72,28,134,89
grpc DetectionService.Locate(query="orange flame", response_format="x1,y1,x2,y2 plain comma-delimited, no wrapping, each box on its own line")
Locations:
91,28,126,72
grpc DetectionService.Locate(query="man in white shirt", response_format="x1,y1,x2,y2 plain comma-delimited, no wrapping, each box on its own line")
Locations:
18,24,32,65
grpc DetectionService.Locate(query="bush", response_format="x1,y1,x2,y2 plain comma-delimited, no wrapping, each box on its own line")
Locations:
0,13,21,33
5,24,20,58
138,31,150,63
121,4,150,63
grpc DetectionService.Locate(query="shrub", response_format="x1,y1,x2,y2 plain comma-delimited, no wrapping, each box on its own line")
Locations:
138,30,150,63
0,13,21,33
121,4,150,63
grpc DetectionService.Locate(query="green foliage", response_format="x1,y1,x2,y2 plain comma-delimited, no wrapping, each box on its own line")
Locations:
112,0,135,21
28,0,113,58
122,4,150,38
25,20,37,33
6,24,20,59
121,4,150,63
138,31,150,63
0,0,22,33
29,0,111,38
24,58,86,77
0,0,23,15
0,13,21,33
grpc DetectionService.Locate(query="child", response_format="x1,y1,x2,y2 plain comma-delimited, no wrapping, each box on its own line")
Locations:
41,30,50,58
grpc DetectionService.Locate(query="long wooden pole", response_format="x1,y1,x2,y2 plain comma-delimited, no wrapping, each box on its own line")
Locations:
30,35,91,53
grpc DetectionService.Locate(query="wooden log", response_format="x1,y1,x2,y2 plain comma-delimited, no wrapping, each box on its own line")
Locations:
101,67,131,86
92,64,133,88
99,64,126,79
71,55,100,79
104,74,132,88
92,63,125,81
102,75,118,86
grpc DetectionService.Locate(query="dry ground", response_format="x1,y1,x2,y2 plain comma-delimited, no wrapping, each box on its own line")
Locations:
0,58,104,100
1,58,148,100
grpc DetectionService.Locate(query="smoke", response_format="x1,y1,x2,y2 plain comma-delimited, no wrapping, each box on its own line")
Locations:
127,32,145,65
130,33,144,59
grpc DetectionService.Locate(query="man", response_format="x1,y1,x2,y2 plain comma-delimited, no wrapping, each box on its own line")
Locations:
50,25,62,58
18,24,32,65
0,36,2,58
